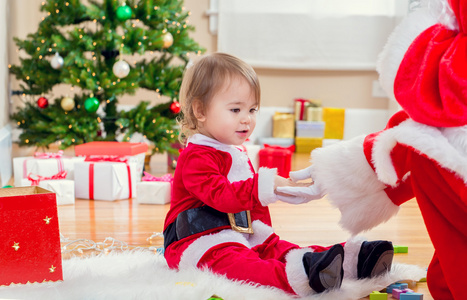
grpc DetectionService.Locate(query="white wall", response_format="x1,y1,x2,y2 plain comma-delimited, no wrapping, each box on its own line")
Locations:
0,1,12,186
0,1,9,128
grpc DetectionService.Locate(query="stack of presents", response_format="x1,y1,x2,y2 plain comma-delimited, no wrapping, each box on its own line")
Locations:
1,141,174,286
9,141,173,206
254,98,345,177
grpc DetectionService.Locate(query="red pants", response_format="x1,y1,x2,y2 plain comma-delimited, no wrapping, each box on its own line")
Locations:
197,233,333,295
412,155,467,299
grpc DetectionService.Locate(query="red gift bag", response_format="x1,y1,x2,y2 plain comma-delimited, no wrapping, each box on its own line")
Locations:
0,186,63,286
259,144,295,177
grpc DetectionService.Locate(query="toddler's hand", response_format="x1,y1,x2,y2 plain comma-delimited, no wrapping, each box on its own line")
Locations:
274,175,293,195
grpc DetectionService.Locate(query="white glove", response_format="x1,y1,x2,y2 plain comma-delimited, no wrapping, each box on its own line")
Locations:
275,184,324,204
289,166,313,182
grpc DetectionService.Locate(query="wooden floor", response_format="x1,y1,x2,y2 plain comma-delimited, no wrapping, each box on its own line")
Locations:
54,152,433,299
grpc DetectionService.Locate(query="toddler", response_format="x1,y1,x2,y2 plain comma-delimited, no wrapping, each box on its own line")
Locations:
163,52,394,297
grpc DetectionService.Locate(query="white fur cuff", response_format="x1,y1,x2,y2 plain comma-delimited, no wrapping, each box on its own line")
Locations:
258,167,278,206
343,236,366,279
311,137,399,235
285,247,314,297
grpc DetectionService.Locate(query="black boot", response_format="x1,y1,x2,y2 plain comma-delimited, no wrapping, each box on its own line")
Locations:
302,244,344,293
357,240,394,279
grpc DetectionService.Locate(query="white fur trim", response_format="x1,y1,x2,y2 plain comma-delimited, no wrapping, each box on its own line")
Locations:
178,221,274,269
285,247,314,297
188,134,253,183
343,236,366,279
247,220,274,247
373,120,467,186
311,136,400,235
258,167,278,206
179,230,249,269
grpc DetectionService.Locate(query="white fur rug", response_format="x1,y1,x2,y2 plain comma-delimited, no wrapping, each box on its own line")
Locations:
0,250,426,300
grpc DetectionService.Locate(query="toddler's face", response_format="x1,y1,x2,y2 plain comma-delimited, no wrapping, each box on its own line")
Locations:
198,76,258,146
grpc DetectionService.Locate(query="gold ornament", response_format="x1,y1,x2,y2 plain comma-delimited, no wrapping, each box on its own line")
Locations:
162,32,173,48
61,96,75,111
44,216,52,224
49,265,56,273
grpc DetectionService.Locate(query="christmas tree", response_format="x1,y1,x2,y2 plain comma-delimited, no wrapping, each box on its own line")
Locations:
9,0,204,154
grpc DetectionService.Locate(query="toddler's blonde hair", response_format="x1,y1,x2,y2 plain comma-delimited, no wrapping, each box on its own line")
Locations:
177,52,260,144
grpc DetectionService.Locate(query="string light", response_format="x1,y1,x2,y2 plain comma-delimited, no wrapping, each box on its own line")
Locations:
62,235,164,256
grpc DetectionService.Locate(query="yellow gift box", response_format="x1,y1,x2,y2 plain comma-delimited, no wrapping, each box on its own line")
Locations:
295,137,323,153
323,108,345,139
273,112,295,138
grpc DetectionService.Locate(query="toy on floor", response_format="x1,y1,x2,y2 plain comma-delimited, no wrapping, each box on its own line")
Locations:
400,292,424,299
392,288,414,299
393,245,408,254
277,0,467,298
369,291,387,300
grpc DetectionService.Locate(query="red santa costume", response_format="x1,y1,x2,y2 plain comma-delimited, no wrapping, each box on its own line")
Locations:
279,1,467,298
163,133,339,297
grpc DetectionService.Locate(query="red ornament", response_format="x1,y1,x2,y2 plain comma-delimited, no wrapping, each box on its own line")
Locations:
170,101,181,113
37,97,49,109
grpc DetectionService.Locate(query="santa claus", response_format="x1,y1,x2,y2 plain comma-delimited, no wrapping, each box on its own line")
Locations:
278,0,467,299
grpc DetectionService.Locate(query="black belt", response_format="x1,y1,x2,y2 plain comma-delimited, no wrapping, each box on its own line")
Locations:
164,206,253,250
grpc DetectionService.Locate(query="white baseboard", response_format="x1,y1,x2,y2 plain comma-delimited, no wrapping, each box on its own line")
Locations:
0,124,12,187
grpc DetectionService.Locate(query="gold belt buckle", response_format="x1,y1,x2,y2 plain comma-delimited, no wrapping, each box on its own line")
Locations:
228,211,254,234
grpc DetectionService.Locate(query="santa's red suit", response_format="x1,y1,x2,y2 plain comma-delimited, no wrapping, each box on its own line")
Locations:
305,110,467,299
163,134,331,297
285,1,467,298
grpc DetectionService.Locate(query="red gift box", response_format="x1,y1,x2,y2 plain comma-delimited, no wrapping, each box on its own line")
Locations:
0,186,63,286
74,141,148,156
75,141,148,181
259,144,295,177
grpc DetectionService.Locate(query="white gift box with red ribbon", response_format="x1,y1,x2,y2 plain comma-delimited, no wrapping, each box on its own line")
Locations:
13,151,85,187
21,172,75,206
136,172,173,205
74,156,137,201
74,142,148,182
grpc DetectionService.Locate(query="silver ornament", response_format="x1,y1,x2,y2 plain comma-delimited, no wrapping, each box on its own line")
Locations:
112,60,130,78
51,52,64,69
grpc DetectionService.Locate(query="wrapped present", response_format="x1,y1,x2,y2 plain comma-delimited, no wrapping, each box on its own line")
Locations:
74,156,137,201
22,172,75,206
0,186,63,286
137,172,173,204
13,151,84,187
259,144,295,177
258,137,295,148
294,98,309,120
306,107,323,121
323,107,345,139
295,137,323,153
75,141,148,181
272,112,295,139
295,121,325,137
